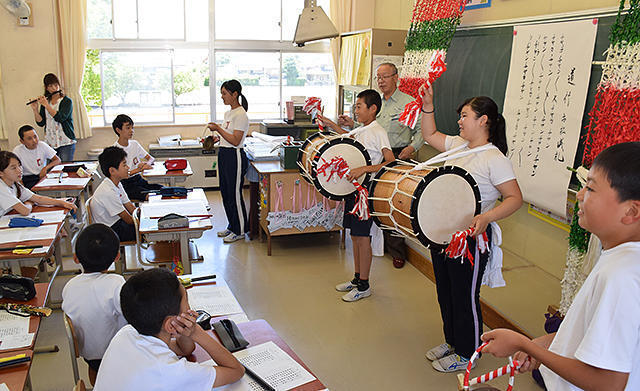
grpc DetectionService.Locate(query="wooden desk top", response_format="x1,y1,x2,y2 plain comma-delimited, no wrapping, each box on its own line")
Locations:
0,349,34,391
142,161,193,178
0,205,71,261
252,161,298,174
0,283,50,352
192,319,326,391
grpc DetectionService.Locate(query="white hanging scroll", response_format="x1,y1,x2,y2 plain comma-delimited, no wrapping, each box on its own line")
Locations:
503,19,597,217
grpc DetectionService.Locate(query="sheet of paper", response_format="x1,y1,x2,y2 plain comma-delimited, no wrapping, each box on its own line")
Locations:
226,341,316,391
0,383,10,391
0,333,34,350
0,211,65,228
0,229,23,244
188,285,243,317
0,312,30,340
37,177,89,187
141,200,209,218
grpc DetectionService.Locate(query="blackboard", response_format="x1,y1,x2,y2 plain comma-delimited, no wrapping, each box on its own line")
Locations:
432,14,618,168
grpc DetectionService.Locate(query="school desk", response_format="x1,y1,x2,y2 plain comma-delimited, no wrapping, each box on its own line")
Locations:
142,161,193,187
0,283,51,391
0,205,72,280
31,172,92,225
192,319,326,391
252,161,345,256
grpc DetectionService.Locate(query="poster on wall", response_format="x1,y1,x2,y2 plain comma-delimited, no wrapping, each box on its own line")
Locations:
503,19,597,217
465,0,491,10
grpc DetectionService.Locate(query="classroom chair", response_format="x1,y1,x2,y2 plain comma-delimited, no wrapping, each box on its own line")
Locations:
85,197,142,275
63,313,81,386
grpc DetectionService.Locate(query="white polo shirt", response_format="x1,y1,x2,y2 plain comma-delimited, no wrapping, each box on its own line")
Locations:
94,324,217,391
540,242,640,391
0,179,34,216
13,142,57,176
219,106,249,148
444,136,516,213
348,120,392,165
90,179,130,227
61,273,127,360
113,140,149,171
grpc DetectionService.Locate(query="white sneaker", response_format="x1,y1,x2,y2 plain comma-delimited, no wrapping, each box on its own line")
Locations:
341,288,371,302
223,233,245,243
425,343,453,361
432,353,474,373
217,229,232,237
335,280,358,292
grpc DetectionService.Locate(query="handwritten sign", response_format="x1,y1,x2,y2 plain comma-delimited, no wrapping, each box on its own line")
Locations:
503,20,597,217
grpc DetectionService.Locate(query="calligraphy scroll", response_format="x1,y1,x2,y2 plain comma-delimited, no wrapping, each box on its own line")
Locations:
503,20,597,217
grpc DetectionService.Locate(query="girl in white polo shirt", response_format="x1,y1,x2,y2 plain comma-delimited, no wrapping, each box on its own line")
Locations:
419,85,523,373
0,151,75,217
207,80,250,244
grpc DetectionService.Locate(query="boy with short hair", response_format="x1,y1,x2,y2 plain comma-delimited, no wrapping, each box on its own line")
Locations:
92,146,136,241
112,114,163,201
61,223,127,385
481,141,640,390
94,268,245,390
12,125,60,189
319,89,395,302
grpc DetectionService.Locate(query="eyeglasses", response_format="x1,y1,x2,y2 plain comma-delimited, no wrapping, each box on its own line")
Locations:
374,73,397,81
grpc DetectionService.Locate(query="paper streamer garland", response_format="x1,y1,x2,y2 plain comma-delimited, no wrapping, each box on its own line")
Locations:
561,0,640,314
397,0,466,127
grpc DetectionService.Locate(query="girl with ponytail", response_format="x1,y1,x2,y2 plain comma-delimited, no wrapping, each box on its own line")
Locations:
207,80,250,243
418,85,523,372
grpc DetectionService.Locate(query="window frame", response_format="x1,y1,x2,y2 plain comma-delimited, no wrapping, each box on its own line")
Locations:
86,0,333,125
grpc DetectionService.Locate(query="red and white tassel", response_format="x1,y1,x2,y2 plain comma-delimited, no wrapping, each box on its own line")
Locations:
349,182,370,221
398,50,448,128
303,97,324,131
445,228,489,266
315,156,370,221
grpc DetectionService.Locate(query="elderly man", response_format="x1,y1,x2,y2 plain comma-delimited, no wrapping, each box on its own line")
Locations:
339,63,424,269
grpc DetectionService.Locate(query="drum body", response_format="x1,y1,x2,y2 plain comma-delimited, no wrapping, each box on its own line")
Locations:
369,161,481,248
297,131,333,183
311,137,371,201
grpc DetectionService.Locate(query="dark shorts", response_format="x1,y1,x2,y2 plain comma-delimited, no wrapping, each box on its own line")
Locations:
83,358,101,372
22,174,40,189
343,195,372,237
111,218,135,242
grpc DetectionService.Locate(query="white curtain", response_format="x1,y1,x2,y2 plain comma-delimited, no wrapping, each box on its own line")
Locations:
329,0,354,78
57,0,91,138
0,65,7,140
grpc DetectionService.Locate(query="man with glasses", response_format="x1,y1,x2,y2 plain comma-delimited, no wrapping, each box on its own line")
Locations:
338,63,424,269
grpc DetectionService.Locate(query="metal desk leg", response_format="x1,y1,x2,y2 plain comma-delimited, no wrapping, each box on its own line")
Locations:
180,236,192,274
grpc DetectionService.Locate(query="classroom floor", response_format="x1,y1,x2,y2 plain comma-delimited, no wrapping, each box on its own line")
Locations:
30,190,545,391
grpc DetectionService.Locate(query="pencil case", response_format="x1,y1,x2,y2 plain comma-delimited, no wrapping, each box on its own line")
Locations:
9,217,43,227
212,319,249,352
0,274,36,301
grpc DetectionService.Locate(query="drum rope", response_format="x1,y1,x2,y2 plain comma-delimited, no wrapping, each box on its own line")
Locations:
461,341,521,391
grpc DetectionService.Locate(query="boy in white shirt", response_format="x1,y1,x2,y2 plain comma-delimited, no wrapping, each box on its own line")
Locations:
92,146,136,241
12,125,60,189
94,268,245,390
319,89,395,302
62,223,127,386
112,114,163,201
481,142,640,391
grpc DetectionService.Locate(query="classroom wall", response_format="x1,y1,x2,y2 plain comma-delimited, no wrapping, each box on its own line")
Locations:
0,0,60,152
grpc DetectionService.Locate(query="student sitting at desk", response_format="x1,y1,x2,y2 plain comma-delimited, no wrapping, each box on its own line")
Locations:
94,268,245,390
0,150,75,217
12,125,61,189
62,223,127,386
112,114,163,201
92,146,136,241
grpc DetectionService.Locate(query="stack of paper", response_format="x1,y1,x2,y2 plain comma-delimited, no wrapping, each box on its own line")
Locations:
188,284,244,317
0,225,58,245
140,200,209,218
0,210,66,228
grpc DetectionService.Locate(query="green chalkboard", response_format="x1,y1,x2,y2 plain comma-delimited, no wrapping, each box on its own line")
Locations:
431,14,617,168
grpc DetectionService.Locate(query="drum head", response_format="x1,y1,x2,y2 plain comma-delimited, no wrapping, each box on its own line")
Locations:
411,166,481,248
312,137,371,201
297,131,333,183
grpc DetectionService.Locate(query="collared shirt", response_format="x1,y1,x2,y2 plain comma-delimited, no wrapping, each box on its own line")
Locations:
377,88,424,151
348,120,392,165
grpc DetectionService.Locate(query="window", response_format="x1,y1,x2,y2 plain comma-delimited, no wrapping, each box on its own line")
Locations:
84,0,335,126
